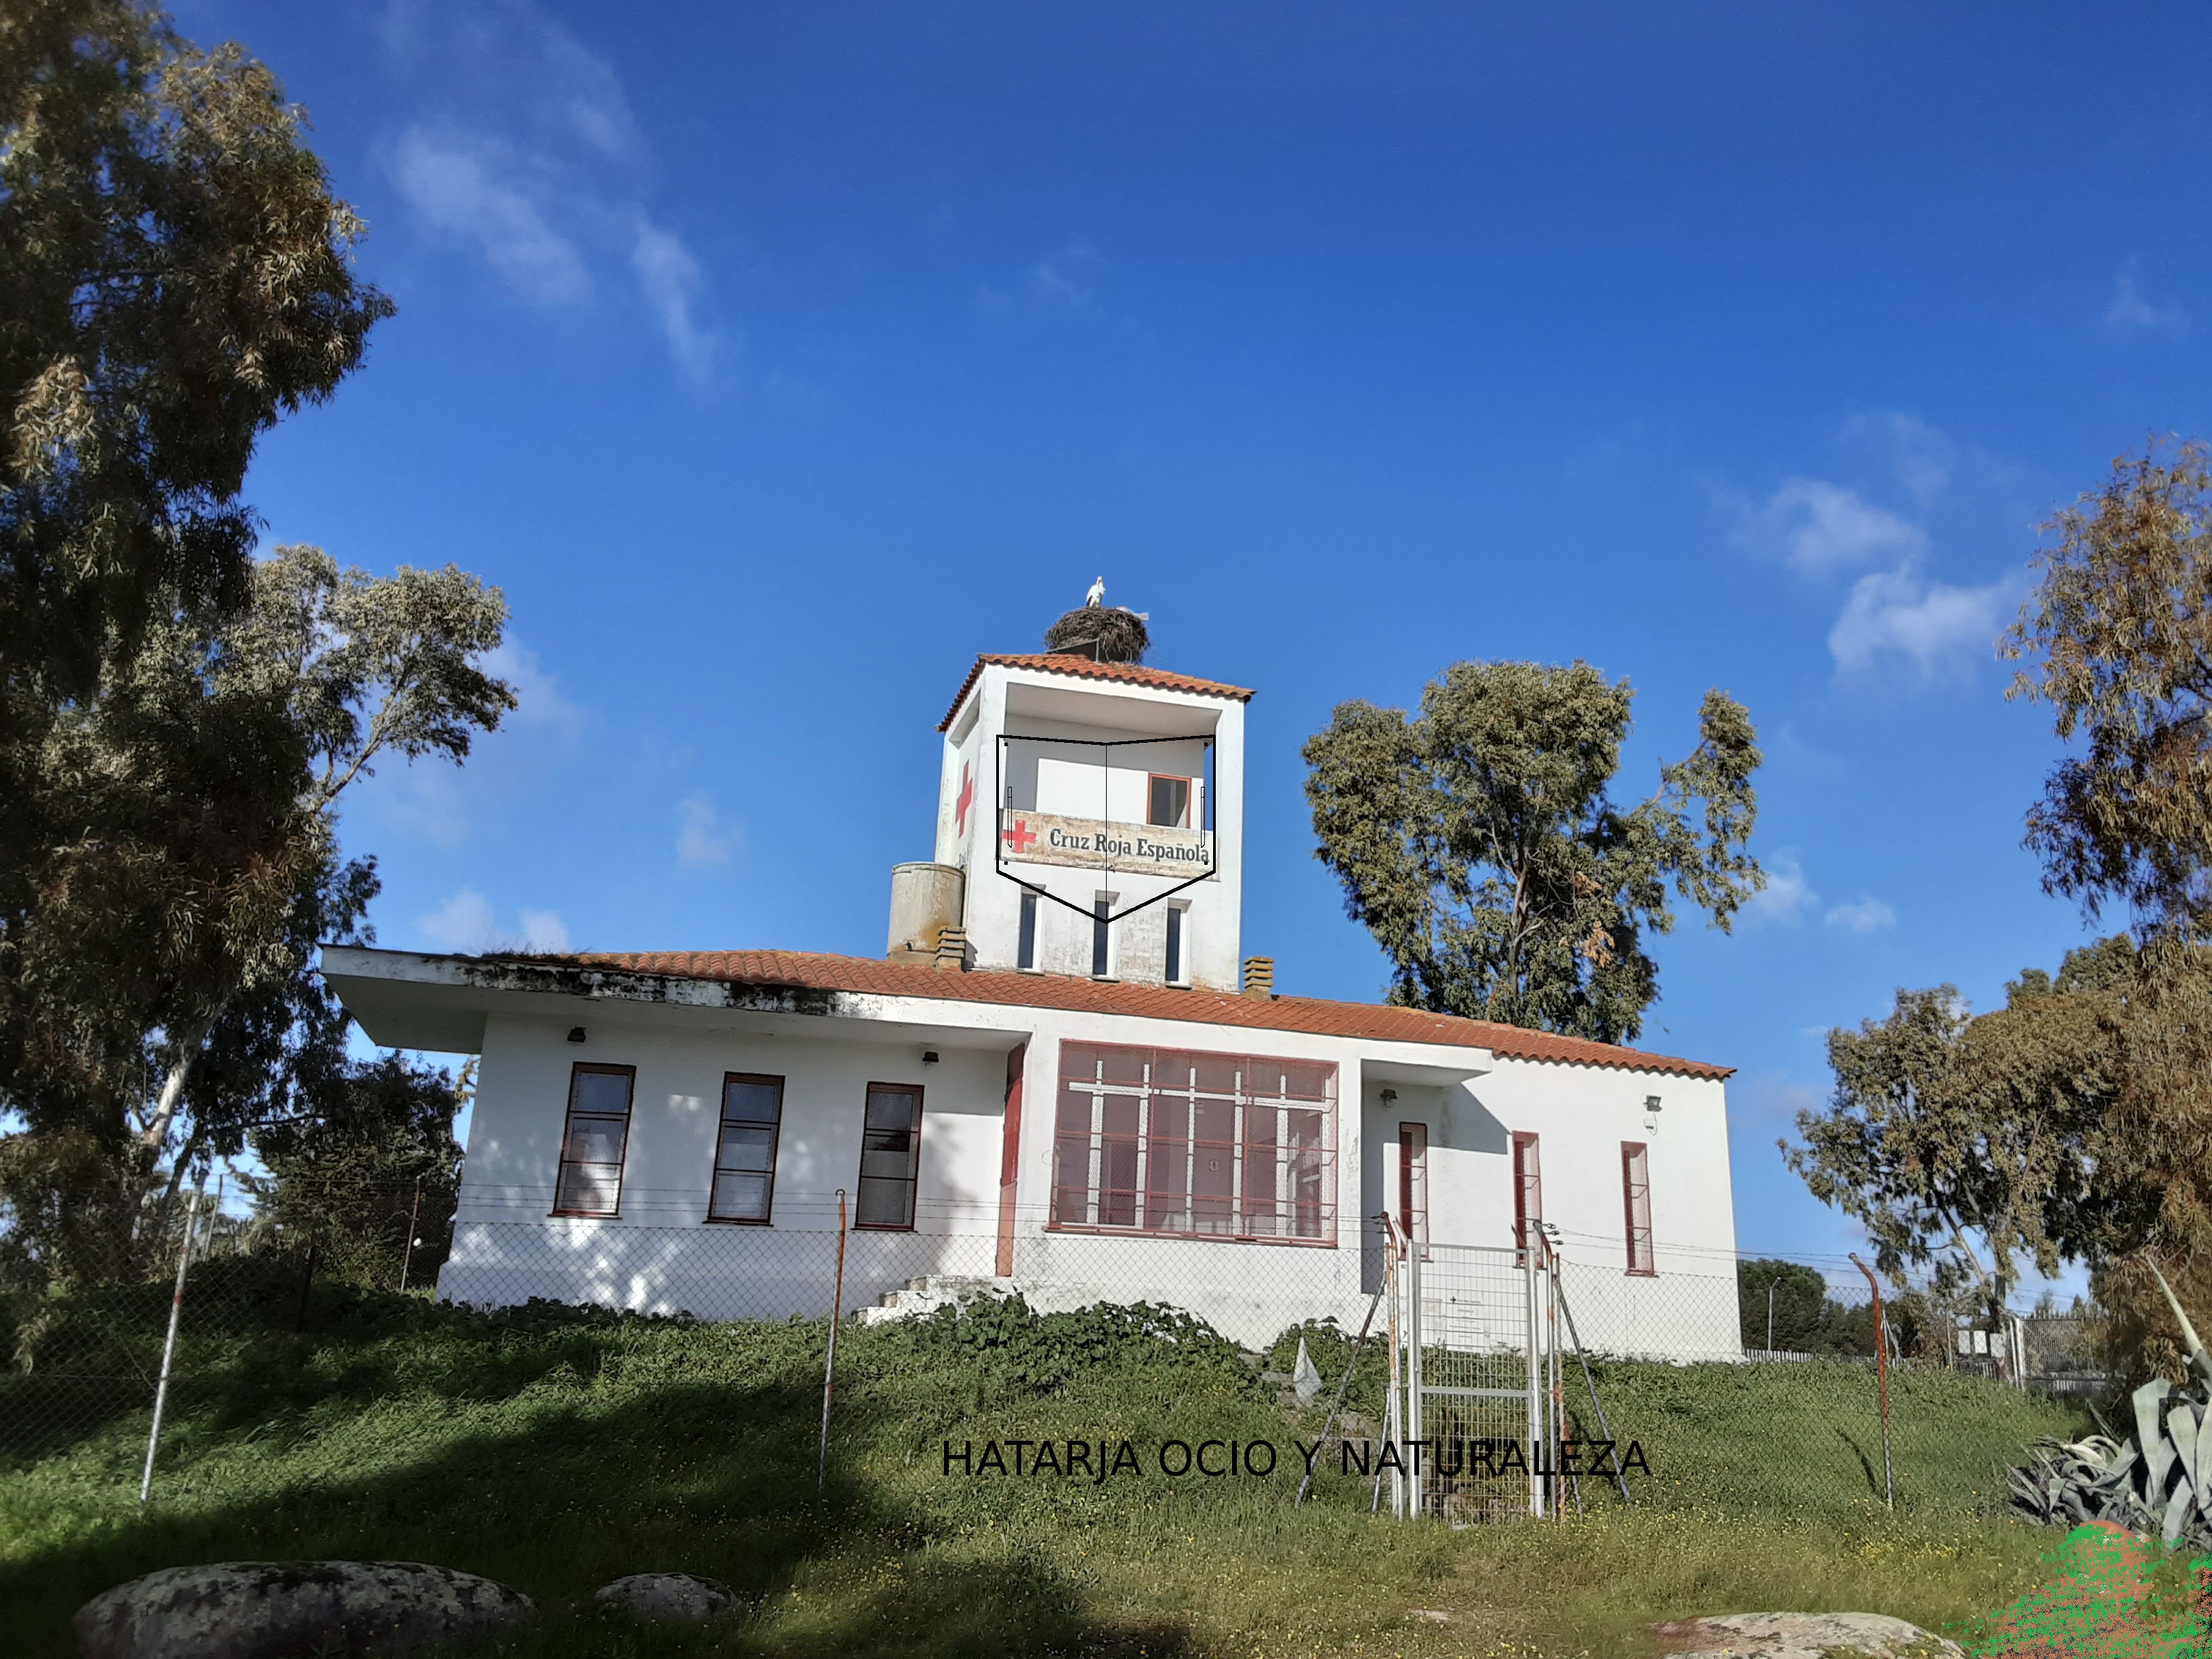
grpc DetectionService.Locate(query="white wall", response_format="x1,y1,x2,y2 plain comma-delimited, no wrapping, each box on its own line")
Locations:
1359,1059,1742,1355
446,1010,1010,1318
441,996,1734,1357
937,665,1245,989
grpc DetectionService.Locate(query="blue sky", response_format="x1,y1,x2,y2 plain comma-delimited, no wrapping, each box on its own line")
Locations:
178,1,2212,1273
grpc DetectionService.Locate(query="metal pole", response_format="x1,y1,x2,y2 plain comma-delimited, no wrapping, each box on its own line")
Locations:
817,1190,849,1496
1546,1242,1632,1504
1378,1229,1401,1516
1849,1253,1894,1513
1523,1218,1543,1517
140,1185,204,1504
398,1174,424,1293
1405,1236,1424,1517
1296,1266,1388,1506
1547,1248,1568,1519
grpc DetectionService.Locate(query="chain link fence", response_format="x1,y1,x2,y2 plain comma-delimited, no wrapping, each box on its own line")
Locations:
1,1184,2105,1525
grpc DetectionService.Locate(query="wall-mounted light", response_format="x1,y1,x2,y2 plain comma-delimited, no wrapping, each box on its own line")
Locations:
1644,1092,1662,1130
567,1027,587,1044
1380,1088,1397,1103
922,1050,941,1065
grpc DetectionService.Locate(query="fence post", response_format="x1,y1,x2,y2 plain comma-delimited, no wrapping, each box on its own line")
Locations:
398,1174,424,1293
1849,1253,1894,1514
1404,1235,1423,1517
1523,1219,1544,1517
817,1189,848,1496
139,1185,204,1504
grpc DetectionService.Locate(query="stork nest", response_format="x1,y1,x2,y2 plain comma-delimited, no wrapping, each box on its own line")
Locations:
1045,606,1149,663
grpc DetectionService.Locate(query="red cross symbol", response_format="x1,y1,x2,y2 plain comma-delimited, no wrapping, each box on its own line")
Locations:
954,764,975,835
1002,817,1038,855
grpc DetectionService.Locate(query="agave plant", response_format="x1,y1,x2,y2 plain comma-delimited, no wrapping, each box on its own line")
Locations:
2007,1263,2212,1549
2008,1378,2212,1549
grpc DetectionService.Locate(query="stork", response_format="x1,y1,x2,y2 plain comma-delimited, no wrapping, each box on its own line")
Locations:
1084,575,1105,609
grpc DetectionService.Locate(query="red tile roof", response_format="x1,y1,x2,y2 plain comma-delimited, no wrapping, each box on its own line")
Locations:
550,948,1731,1079
939,654,1256,732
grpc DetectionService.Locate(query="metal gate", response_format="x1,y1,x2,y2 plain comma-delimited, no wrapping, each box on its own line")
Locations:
1383,1228,1558,1520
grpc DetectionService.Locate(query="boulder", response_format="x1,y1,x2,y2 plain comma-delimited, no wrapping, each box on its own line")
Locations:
1652,1612,1965,1659
592,1572,739,1622
75,1560,533,1659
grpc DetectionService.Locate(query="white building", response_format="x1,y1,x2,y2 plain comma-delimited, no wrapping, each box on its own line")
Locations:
325,644,1742,1351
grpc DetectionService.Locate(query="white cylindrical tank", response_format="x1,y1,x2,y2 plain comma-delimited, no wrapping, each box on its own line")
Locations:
886,862,966,962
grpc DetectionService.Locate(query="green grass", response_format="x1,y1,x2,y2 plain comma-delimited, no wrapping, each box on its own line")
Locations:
0,1271,2167,1658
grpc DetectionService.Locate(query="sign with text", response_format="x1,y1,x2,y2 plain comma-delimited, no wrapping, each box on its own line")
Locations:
999,809,1214,878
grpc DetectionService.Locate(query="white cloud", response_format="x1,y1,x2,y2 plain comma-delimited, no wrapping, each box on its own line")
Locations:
2107,267,2188,331
388,127,592,308
1726,478,1927,577
516,908,571,951
418,888,497,953
1841,411,1958,509
379,766,470,848
1828,561,2011,682
676,796,735,867
1734,1072,1822,1128
378,2,718,382
416,889,569,953
1824,897,1898,933
1745,853,1819,925
1031,242,1101,309
632,218,718,384
485,640,588,739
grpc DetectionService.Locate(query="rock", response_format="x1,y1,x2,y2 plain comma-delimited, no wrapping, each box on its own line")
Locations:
592,1572,739,1622
1651,1611,1964,1659
74,1560,533,1659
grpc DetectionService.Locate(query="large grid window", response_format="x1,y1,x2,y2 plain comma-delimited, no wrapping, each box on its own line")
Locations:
708,1073,783,1223
1622,1141,1654,1275
1512,1131,1542,1256
1052,1042,1336,1242
857,1084,924,1229
554,1063,635,1216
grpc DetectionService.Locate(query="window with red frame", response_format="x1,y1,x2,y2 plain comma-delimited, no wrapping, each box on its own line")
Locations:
1622,1141,1654,1275
1397,1122,1427,1247
1147,774,1191,827
1052,1042,1336,1242
554,1063,634,1216
1511,1131,1542,1256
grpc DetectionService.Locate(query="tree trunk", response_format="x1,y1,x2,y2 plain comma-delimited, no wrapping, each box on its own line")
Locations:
137,1012,213,1156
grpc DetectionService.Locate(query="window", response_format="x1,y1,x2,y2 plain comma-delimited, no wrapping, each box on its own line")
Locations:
708,1073,783,1223
857,1084,924,1229
1397,1122,1428,1248
1052,1042,1336,1242
1512,1131,1542,1257
1622,1141,1654,1275
554,1063,634,1216
1147,774,1191,828
1017,890,1040,970
1164,904,1188,985
1091,895,1113,977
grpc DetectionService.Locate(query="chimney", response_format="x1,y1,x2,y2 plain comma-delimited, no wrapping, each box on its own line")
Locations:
1241,956,1275,1000
935,926,969,973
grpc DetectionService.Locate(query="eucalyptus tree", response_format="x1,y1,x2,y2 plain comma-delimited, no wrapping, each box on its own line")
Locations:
1303,659,1765,1044
0,548,514,1281
1996,438,2212,1371
1785,937,2137,1336
2004,438,2212,936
